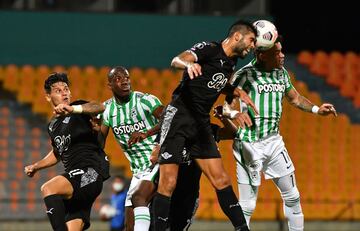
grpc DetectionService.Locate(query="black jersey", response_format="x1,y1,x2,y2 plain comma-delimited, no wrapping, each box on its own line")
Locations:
47,100,110,180
173,41,237,119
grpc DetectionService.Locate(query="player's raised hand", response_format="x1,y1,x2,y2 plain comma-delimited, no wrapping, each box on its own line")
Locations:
24,164,37,177
187,63,202,79
53,103,74,116
318,103,337,117
128,132,147,147
233,87,259,115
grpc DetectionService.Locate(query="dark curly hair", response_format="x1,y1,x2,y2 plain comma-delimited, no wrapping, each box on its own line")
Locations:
44,72,69,93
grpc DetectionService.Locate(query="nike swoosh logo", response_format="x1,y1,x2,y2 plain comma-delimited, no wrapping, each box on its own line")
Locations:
286,165,292,169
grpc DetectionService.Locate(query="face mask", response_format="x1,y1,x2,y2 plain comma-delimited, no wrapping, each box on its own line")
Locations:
112,182,124,192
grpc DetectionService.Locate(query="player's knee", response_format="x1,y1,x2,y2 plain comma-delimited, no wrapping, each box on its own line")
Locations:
159,175,177,195
40,182,55,197
211,172,231,190
239,199,257,215
281,186,301,207
131,191,148,207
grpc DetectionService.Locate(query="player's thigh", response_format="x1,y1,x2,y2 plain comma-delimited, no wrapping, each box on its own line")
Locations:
41,175,73,198
195,158,231,189
158,163,179,195
66,218,84,231
264,148,294,180
272,173,297,192
131,180,157,206
125,206,134,231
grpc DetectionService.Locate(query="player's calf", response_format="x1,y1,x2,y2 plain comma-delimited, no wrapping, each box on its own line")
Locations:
281,186,304,231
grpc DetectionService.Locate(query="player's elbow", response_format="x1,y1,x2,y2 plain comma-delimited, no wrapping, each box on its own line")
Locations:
170,57,178,68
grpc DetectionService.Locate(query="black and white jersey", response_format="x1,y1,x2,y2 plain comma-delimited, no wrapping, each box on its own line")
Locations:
173,41,237,119
47,100,109,179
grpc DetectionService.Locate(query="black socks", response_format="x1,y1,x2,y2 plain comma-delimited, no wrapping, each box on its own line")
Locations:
151,192,171,231
44,194,67,231
216,186,249,231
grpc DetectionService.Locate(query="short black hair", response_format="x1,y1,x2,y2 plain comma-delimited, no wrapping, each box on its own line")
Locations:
228,19,258,37
108,66,129,79
44,72,69,94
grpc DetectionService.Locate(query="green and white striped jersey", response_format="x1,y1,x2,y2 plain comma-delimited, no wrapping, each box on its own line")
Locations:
102,91,162,174
231,59,294,142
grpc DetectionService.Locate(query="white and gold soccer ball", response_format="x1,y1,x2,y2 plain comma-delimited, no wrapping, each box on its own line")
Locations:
99,204,117,220
253,20,278,51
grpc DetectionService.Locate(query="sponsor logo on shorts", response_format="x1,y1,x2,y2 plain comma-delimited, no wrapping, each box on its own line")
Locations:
161,152,172,160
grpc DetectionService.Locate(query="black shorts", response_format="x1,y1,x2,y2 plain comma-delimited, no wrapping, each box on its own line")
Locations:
62,167,103,230
159,100,221,164
169,161,202,231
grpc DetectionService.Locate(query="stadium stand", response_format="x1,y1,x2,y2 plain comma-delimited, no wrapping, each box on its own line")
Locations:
297,51,360,109
0,63,360,222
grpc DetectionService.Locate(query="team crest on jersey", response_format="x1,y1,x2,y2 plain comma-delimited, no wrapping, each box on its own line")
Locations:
277,71,285,81
54,134,71,155
131,108,137,119
207,73,228,92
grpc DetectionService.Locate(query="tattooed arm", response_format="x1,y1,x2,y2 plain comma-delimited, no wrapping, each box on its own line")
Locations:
54,101,105,116
286,88,337,116
81,101,105,115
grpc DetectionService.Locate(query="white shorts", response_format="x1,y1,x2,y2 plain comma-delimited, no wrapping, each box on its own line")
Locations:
233,133,295,186
125,164,159,207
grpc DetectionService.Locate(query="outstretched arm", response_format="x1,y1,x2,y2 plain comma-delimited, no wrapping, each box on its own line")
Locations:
286,88,337,116
24,150,59,177
53,101,105,116
171,51,202,79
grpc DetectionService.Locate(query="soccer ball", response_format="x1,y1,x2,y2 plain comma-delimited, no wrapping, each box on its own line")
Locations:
99,204,117,220
253,20,278,51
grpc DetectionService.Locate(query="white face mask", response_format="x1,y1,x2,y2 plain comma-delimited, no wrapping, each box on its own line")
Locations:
112,182,124,192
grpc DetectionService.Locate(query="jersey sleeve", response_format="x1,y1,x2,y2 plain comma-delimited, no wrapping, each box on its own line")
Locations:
187,41,215,63
101,99,112,127
230,68,248,88
140,93,162,114
283,68,294,92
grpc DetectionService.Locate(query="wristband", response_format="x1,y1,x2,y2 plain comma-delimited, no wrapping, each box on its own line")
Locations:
311,105,319,114
72,105,83,114
229,110,239,119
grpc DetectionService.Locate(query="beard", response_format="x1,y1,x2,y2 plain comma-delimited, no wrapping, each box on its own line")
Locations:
233,41,247,59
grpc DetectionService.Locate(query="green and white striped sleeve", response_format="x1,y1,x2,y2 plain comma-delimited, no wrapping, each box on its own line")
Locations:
102,99,112,126
140,93,162,114
283,68,294,92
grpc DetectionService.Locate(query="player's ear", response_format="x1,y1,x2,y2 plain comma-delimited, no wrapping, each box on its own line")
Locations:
45,94,51,103
234,31,242,42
